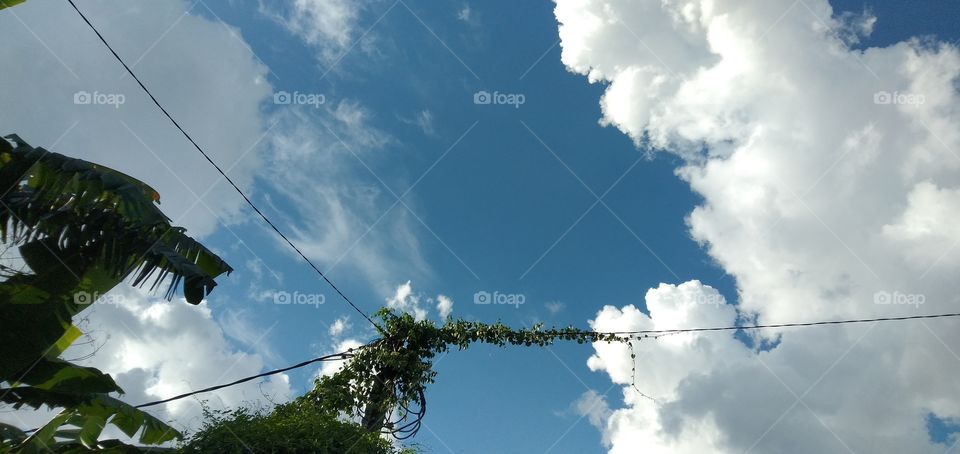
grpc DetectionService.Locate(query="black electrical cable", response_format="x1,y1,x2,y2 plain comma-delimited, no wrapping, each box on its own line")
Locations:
134,347,365,409
19,343,376,434
65,0,381,331
599,312,960,337
16,312,960,436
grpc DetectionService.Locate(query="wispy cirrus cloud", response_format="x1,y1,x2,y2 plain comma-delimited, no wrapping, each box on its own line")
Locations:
261,0,373,64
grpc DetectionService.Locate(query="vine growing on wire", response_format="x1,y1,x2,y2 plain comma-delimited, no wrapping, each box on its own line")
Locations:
292,308,646,439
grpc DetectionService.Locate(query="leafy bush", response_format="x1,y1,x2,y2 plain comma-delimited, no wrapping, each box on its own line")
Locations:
179,403,413,454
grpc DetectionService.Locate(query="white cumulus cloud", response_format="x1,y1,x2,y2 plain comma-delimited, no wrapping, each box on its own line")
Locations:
437,294,454,319
385,281,455,321
386,280,428,321
556,0,960,451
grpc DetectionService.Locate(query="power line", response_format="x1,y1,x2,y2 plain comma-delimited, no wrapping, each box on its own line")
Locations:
599,312,960,337
126,312,960,409
21,343,373,434
65,0,381,330
135,343,374,409
18,311,960,436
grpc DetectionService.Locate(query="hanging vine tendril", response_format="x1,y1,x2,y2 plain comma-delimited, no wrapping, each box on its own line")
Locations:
627,336,658,402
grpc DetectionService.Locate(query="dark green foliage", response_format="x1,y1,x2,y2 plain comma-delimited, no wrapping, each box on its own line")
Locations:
179,404,407,454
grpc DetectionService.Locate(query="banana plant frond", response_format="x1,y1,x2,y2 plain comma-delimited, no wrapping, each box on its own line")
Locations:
12,392,181,451
0,134,231,304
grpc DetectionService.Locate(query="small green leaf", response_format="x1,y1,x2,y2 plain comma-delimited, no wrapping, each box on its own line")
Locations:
78,413,106,449
50,324,83,358
22,410,71,451
109,406,145,438
0,0,26,11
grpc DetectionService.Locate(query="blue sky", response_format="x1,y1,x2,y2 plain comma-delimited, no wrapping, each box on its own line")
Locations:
196,0,960,451
4,0,960,452
198,2,728,450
